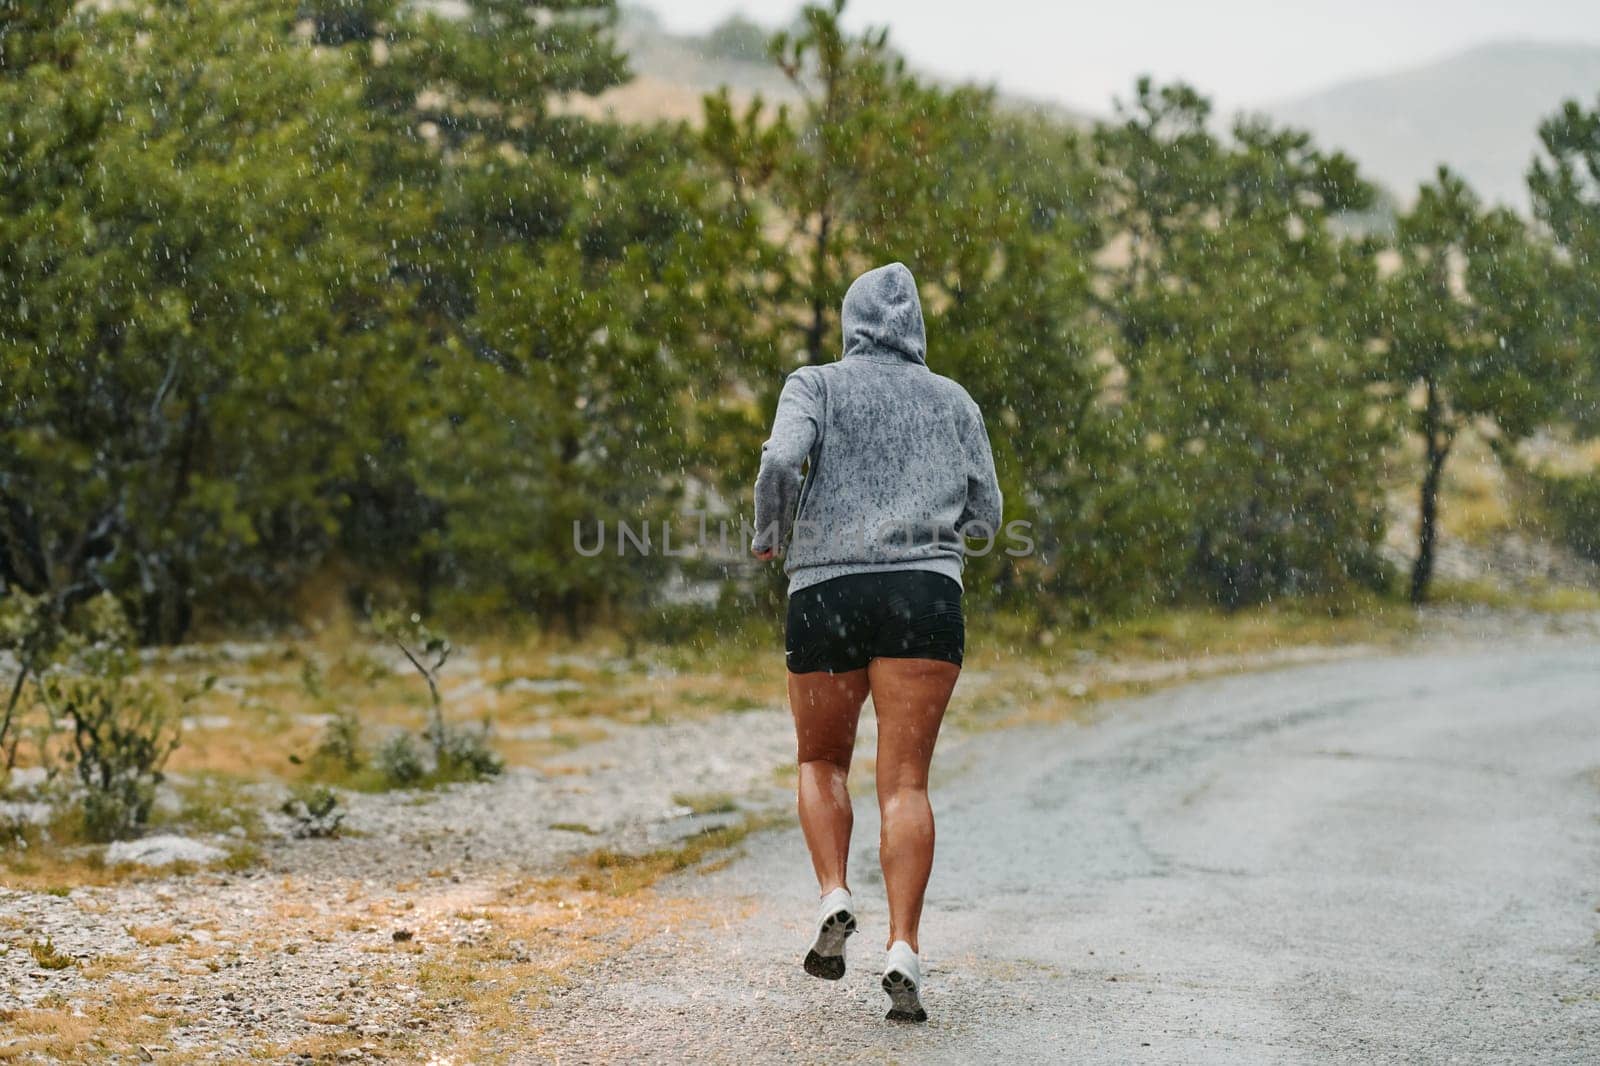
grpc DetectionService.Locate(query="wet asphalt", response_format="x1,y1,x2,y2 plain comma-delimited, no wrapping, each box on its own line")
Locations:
527,639,1600,1064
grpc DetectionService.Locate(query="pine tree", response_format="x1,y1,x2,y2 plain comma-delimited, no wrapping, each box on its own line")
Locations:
1378,169,1572,604
1,0,419,639
1529,96,1600,431
1093,80,1393,608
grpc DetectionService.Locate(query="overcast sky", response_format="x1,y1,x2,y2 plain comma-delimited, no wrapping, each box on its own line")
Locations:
645,0,1600,114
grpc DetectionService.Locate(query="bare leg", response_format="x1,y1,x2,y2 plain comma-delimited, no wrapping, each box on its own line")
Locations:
788,668,870,895
867,657,960,952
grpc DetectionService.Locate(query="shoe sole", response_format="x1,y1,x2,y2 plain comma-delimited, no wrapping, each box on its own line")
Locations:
882,969,927,1022
802,909,856,980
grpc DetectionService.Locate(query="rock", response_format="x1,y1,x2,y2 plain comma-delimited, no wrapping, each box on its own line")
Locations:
105,835,226,867
502,677,584,695
0,800,53,826
4,766,49,790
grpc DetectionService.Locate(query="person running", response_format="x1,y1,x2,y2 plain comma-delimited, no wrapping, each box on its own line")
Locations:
751,262,1003,1023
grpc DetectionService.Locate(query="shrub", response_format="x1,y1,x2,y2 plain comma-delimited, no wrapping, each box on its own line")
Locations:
29,937,75,970
0,591,63,774
281,784,344,839
1536,470,1600,564
700,14,769,62
312,710,364,774
376,731,425,788
36,596,179,842
434,722,504,782
374,609,503,784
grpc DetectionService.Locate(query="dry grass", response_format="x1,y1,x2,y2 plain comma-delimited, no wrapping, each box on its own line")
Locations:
125,923,186,948
568,811,788,897
0,983,170,1064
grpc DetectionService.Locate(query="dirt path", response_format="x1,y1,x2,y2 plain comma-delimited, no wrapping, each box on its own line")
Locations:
524,638,1600,1064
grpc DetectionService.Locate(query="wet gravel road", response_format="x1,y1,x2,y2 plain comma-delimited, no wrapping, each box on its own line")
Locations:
529,639,1600,1064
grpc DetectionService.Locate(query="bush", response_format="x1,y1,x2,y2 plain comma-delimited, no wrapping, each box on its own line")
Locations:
35,596,180,842
281,783,344,839
312,710,364,774
376,609,503,784
376,731,425,788
434,723,504,782
1536,470,1600,564
0,591,63,774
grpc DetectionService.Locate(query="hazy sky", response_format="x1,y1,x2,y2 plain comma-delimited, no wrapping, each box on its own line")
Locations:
646,0,1600,113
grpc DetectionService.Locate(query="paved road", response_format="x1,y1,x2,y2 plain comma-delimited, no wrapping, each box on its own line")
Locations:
528,640,1600,1063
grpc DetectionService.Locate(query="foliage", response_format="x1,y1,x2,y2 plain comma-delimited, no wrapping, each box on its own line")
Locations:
1528,95,1600,431
375,731,426,788
1,0,426,641
432,721,505,782
0,0,1593,641
281,783,345,839
1376,169,1574,602
1092,80,1393,609
375,609,504,783
34,595,183,841
1533,470,1600,564
0,591,64,771
313,711,365,775
701,14,771,63
28,937,75,970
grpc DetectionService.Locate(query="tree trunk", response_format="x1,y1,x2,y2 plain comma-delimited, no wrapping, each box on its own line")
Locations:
803,209,832,364
1410,380,1453,606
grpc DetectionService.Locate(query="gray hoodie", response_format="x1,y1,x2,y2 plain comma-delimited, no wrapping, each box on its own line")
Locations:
752,262,1004,594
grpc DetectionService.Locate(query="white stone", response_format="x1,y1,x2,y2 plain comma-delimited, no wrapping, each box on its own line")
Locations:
105,834,226,867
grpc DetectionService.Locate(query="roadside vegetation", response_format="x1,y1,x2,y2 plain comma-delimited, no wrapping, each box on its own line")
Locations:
4,0,1598,648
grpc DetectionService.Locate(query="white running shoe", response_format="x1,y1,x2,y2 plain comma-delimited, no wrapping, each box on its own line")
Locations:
882,940,927,1022
803,887,857,980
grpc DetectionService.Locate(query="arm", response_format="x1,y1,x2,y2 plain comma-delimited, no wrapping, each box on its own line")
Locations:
752,369,822,556
958,403,1003,534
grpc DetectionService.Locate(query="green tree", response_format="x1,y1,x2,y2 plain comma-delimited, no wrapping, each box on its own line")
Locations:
1528,95,1600,431
1093,81,1392,609
1,0,424,640
302,0,769,628
1377,169,1572,604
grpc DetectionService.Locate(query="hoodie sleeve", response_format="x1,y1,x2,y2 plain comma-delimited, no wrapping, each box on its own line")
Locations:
958,402,1003,535
753,369,823,554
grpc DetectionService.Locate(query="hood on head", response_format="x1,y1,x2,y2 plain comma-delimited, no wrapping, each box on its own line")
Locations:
841,262,926,364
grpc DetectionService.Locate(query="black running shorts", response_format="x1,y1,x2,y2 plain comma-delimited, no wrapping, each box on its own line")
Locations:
785,570,965,675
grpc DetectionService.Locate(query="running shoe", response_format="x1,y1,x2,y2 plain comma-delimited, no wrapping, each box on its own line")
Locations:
802,887,856,980
882,940,927,1022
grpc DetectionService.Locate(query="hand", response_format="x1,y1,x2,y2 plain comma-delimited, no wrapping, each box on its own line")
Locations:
752,545,775,561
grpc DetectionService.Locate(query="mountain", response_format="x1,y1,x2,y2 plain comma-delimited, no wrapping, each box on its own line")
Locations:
1268,41,1600,210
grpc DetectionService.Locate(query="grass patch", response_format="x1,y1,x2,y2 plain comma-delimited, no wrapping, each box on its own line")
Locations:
125,924,186,948
569,811,787,896
0,982,169,1064
978,596,1420,666
1429,579,1600,613
29,937,76,970
671,791,739,816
